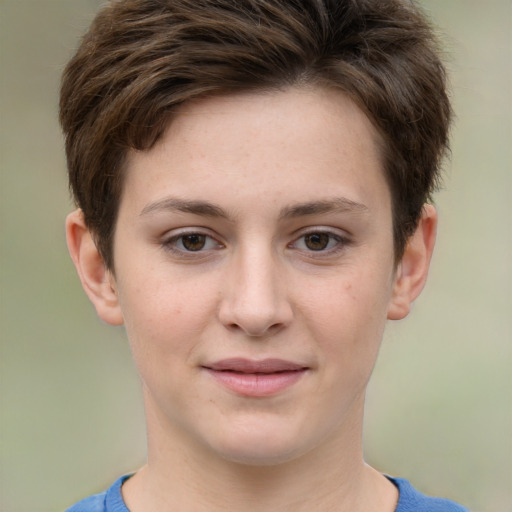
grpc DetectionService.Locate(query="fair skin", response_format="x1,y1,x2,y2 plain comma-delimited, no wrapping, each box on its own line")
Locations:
66,86,437,512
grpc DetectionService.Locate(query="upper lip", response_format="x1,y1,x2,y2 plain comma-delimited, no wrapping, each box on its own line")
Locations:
203,358,307,373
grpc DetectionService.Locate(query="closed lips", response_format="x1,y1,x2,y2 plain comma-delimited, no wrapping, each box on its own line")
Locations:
203,358,307,373
203,359,308,396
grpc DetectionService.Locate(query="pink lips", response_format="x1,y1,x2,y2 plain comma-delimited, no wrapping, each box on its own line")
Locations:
203,358,307,397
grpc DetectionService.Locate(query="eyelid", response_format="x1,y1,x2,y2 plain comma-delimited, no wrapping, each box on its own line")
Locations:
161,228,224,254
289,227,352,254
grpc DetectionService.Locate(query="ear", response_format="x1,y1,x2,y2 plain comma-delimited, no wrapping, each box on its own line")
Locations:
66,209,124,326
387,204,437,320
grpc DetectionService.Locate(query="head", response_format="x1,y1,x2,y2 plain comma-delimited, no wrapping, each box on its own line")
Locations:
61,0,451,469
60,0,451,271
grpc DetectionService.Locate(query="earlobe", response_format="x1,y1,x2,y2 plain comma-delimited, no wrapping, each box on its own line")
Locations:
387,204,437,321
66,210,124,326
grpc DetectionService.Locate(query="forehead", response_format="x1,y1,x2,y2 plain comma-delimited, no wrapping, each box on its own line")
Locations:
121,86,389,217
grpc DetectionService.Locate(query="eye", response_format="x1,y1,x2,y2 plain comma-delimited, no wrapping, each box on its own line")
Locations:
163,232,222,253
291,230,348,253
303,233,333,251
179,233,208,251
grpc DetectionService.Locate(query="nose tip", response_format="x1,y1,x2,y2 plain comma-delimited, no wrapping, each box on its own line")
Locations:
220,306,288,337
218,261,293,338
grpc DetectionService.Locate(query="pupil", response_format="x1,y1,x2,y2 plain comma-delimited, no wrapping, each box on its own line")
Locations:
305,233,329,251
182,234,206,251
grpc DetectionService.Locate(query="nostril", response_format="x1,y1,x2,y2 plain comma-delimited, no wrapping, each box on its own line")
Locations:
216,269,293,336
224,319,286,337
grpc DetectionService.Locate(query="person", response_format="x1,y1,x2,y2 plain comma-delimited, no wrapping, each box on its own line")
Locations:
60,0,468,510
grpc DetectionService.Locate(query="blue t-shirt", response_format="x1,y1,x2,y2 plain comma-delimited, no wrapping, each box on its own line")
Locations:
66,474,469,511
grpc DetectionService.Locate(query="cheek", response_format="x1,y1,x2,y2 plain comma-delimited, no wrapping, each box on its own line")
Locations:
299,266,393,365
116,271,219,364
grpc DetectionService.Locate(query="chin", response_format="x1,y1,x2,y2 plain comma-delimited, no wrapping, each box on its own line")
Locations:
202,416,318,467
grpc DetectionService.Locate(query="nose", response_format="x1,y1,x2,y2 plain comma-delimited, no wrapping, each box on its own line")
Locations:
218,245,293,337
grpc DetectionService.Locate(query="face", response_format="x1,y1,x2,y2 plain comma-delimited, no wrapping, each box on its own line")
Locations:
106,87,403,465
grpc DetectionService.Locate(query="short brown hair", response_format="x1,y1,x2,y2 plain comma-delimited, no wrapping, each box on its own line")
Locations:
60,0,451,270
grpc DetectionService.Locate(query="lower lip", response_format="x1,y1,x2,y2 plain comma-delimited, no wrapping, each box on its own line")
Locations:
205,369,306,397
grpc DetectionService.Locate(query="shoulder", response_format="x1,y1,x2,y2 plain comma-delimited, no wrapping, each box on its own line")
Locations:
390,477,469,512
65,492,107,512
65,475,131,512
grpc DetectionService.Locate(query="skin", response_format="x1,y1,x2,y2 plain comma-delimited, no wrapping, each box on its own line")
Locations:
66,86,437,512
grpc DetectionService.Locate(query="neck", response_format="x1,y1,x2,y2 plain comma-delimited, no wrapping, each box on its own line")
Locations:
122,394,397,512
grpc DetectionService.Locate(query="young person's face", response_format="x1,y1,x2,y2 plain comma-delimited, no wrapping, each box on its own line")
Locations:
69,87,434,466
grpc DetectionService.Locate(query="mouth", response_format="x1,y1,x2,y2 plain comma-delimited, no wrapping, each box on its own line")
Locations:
202,358,308,397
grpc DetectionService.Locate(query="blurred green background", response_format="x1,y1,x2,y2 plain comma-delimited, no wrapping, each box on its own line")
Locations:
0,1,510,511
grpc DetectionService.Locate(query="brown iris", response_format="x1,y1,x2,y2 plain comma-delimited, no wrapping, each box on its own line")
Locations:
304,233,330,251
181,234,206,251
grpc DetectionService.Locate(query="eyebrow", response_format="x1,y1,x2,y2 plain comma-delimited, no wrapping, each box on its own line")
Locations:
278,198,369,219
140,196,368,219
140,198,229,218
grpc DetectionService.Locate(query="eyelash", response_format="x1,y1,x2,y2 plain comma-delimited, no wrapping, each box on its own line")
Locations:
289,230,351,256
161,229,351,257
161,231,223,256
